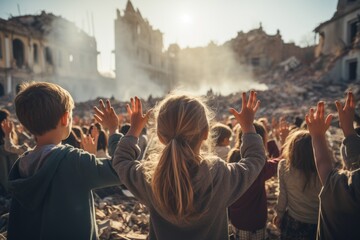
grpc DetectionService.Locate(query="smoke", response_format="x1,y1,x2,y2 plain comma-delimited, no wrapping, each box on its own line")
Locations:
39,14,116,102
40,13,267,102
171,43,267,96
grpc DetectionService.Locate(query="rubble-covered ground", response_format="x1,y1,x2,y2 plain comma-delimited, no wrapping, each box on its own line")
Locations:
0,55,359,239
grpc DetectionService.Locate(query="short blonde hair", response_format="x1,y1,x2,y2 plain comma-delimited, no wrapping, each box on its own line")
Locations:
15,82,74,136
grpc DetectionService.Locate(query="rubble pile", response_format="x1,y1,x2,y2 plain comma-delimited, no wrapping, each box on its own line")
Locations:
0,54,358,240
94,194,149,240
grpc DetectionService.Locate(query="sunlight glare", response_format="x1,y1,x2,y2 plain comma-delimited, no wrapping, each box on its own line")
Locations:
180,14,193,25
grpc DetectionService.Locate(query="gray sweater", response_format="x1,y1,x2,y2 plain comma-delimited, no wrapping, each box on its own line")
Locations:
112,133,266,240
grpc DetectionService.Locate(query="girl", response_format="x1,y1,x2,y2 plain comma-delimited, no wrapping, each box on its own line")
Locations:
274,130,322,240
0,110,22,195
211,122,233,160
95,91,266,240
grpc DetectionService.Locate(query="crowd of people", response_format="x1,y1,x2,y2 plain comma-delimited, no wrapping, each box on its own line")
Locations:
0,81,359,240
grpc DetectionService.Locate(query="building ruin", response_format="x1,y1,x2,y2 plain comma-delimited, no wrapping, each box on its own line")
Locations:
315,0,360,82
0,11,113,101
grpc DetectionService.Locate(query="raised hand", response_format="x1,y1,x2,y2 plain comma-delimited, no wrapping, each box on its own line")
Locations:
335,92,356,137
278,119,290,145
126,96,151,137
305,101,333,185
94,99,119,135
229,91,260,133
81,134,97,155
1,119,13,137
90,126,99,149
305,101,333,137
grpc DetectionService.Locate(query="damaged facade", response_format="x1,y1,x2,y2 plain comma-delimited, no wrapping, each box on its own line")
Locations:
114,1,173,96
228,25,314,73
0,11,113,101
315,0,360,82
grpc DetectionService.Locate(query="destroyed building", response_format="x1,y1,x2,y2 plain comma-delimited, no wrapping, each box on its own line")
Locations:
315,0,360,82
227,24,314,73
114,0,173,97
0,11,114,101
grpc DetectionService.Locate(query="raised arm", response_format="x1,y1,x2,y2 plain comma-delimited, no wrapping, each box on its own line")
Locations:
336,92,359,169
336,92,356,138
305,101,333,185
225,91,266,205
2,119,29,155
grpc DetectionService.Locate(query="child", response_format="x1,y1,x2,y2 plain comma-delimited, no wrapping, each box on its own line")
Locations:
227,121,279,239
274,129,321,240
306,92,360,239
0,109,18,195
7,82,121,240
96,91,266,240
211,122,232,160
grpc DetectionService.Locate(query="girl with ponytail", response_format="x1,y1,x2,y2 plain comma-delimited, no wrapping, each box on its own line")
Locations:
95,91,266,240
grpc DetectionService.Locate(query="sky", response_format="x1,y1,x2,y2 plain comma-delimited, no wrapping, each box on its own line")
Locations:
0,0,338,73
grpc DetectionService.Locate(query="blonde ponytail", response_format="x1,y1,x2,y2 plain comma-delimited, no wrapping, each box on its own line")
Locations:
151,94,211,222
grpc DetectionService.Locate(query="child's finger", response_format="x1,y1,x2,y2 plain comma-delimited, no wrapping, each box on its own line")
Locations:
325,114,333,130
94,106,104,116
126,104,132,116
305,114,311,125
137,97,143,114
94,114,102,123
229,108,239,117
253,100,260,112
99,99,106,112
348,92,355,108
106,99,111,111
248,91,256,108
241,92,247,110
309,108,315,121
318,102,324,120
335,101,342,114
130,98,135,112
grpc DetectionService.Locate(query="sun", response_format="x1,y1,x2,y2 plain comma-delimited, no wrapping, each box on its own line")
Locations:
180,14,193,25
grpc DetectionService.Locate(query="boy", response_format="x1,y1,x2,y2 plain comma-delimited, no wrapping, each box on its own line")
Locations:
7,82,121,240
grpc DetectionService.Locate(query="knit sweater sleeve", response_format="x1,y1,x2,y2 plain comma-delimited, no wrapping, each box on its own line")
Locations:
112,136,152,206
275,159,287,219
67,146,121,190
222,133,266,206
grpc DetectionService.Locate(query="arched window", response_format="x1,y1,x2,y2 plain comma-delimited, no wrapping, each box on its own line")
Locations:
45,47,53,65
33,44,38,63
13,39,25,68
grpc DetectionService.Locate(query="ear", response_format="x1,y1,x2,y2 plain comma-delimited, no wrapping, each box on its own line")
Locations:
60,111,70,126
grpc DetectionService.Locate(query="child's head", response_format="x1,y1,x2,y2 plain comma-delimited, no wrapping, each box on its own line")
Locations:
151,94,211,222
15,82,74,138
211,123,232,147
120,123,131,135
97,130,108,152
282,129,317,191
234,121,266,149
62,130,81,148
